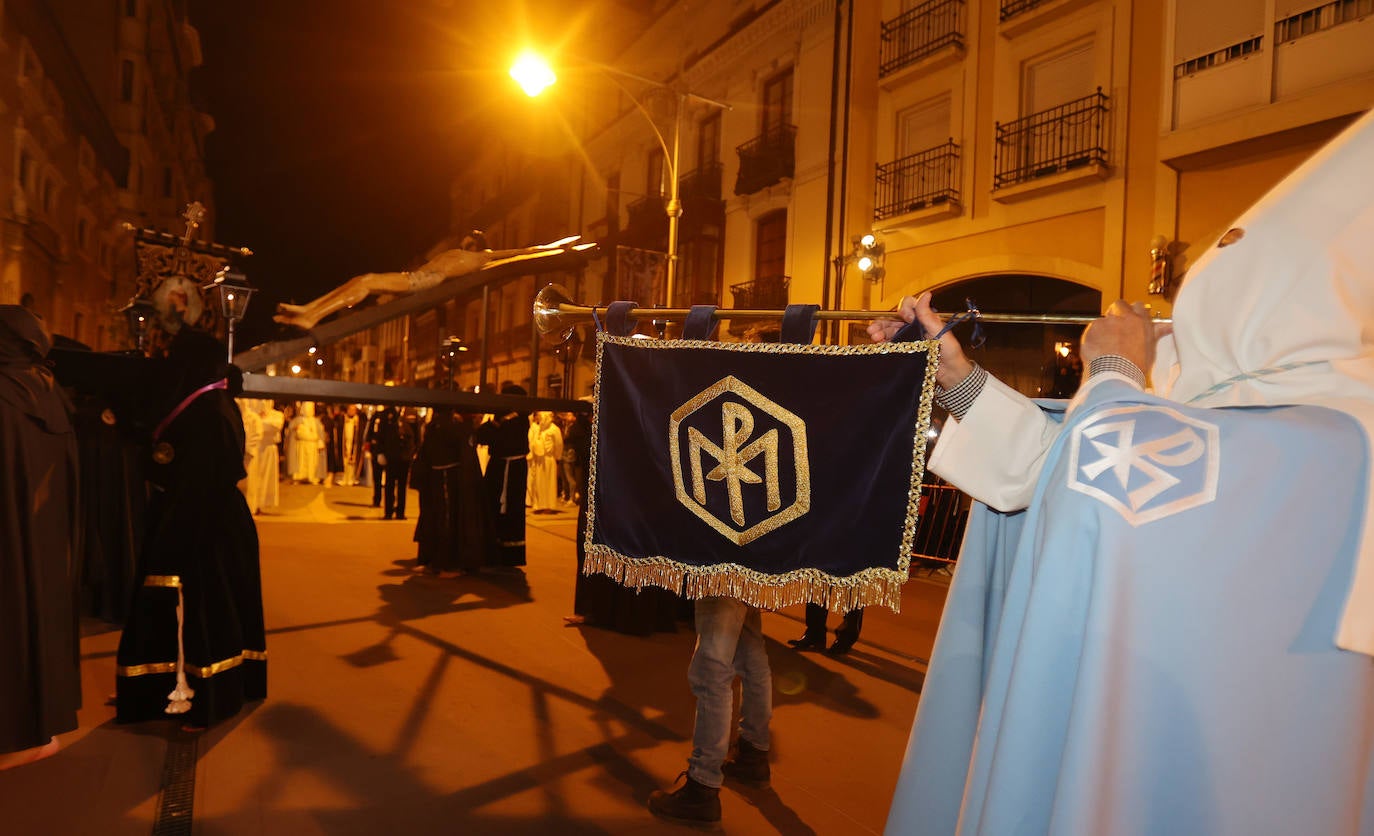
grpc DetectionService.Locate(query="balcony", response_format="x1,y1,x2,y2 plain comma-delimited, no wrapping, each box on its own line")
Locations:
880,0,965,78
875,140,960,221
623,194,668,249
679,161,723,201
993,89,1109,191
1000,0,1046,20
734,125,797,196
730,274,790,310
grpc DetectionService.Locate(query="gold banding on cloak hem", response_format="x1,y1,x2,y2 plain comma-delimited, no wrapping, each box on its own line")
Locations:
117,649,267,679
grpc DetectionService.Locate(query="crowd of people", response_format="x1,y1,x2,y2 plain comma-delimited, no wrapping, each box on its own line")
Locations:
234,399,593,535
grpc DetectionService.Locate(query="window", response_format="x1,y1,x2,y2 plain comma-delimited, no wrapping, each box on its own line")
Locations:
698,112,721,167
73,312,84,344
19,44,39,81
124,0,138,16
754,210,787,279
605,171,621,229
18,150,33,191
762,69,794,136
120,60,135,102
897,95,952,157
1022,41,1094,115
1175,0,1264,66
646,148,665,198
162,166,173,197
76,217,88,249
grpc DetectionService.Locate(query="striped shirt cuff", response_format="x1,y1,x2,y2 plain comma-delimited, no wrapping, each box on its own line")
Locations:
1088,355,1145,388
936,364,987,421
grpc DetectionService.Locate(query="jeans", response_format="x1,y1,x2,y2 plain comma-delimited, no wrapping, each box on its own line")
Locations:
687,597,772,788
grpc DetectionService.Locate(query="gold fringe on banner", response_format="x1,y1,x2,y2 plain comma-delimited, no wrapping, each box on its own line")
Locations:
583,547,910,613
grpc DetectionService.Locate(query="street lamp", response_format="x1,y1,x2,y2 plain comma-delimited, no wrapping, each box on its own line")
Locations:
440,335,467,390
204,269,255,362
120,296,158,354
510,50,730,309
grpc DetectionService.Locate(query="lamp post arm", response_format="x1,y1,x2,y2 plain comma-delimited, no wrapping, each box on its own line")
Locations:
597,70,676,177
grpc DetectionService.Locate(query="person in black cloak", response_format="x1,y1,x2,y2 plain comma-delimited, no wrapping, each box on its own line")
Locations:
114,327,266,731
474,383,530,568
0,306,80,770
411,408,493,575
564,409,682,635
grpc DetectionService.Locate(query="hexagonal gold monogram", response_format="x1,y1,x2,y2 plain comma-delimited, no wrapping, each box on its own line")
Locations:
668,376,810,545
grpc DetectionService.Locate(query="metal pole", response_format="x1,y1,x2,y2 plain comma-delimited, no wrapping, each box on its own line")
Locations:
479,284,491,392
227,319,235,363
664,91,685,308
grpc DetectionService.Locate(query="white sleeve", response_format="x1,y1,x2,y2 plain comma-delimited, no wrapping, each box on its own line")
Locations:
927,371,1143,512
927,374,1060,512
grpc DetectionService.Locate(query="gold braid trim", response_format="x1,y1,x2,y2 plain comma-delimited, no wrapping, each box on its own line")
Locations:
585,333,942,613
117,649,267,679
143,575,182,588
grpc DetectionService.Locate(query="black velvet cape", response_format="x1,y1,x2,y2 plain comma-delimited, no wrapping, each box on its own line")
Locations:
412,415,493,572
115,331,266,728
0,308,81,754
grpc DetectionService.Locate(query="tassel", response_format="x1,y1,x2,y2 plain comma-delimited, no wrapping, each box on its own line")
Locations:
165,583,195,715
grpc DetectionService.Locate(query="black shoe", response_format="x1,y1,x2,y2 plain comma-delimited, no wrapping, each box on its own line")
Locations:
826,639,854,656
396,514,407,521
647,772,721,829
722,738,770,788
383,513,393,520
787,633,826,651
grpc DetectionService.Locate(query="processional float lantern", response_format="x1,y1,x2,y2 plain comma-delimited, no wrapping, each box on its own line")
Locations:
124,202,253,356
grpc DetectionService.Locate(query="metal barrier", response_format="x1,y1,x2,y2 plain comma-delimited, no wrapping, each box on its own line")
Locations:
912,478,969,573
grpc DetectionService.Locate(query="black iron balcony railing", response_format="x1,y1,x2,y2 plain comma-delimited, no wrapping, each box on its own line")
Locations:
880,0,965,77
626,194,667,231
734,125,797,196
730,274,790,310
875,140,960,220
1000,0,1046,21
679,161,724,201
994,89,1109,190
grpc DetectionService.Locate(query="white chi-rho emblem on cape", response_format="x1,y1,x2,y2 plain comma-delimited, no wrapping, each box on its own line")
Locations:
1067,405,1220,526
669,376,810,545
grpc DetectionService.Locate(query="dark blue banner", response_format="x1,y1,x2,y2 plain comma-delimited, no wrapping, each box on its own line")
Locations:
587,333,938,612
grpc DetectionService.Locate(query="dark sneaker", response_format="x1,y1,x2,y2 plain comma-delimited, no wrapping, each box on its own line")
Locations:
722,738,770,788
648,772,721,829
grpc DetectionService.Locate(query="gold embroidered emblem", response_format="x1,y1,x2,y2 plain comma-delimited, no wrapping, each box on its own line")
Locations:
669,376,809,544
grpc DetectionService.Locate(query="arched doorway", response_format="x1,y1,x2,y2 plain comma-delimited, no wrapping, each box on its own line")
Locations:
931,275,1100,399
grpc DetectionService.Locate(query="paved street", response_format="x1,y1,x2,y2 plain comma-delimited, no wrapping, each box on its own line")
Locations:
0,483,950,835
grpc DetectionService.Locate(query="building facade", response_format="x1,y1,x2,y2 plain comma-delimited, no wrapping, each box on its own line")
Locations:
0,0,214,350
336,0,1374,400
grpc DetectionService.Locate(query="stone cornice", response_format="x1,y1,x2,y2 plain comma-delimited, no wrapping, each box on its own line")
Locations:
684,0,835,89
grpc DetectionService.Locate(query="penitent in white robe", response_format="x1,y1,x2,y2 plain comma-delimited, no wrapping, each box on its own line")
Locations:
886,378,1374,835
527,423,562,511
255,406,282,510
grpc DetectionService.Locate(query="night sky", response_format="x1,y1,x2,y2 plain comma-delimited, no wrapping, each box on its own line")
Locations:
185,0,599,347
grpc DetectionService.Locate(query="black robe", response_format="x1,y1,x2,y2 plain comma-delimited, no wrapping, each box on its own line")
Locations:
0,310,81,755
572,459,683,636
412,416,492,572
475,412,528,567
116,332,266,728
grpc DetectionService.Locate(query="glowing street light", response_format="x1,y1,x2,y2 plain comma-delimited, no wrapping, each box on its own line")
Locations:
510,51,557,97
511,50,730,310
